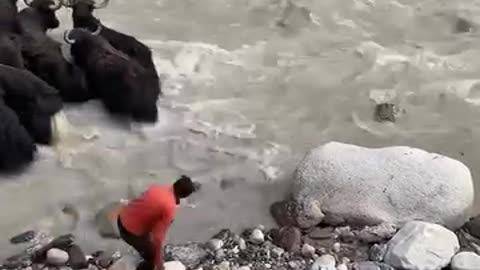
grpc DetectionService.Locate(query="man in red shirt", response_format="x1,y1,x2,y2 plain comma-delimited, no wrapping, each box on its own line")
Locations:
117,175,198,270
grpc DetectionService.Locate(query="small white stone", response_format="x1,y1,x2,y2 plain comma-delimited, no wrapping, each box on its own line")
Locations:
265,264,271,269
302,243,316,258
46,248,69,266
332,242,341,253
207,239,224,251
336,264,348,270
238,238,247,250
238,267,251,270
451,251,480,270
311,254,336,270
250,229,264,244
272,247,285,258
214,261,230,270
232,246,239,254
164,261,186,270
341,257,350,264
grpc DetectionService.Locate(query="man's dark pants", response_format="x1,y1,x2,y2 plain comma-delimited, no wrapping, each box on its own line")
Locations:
117,217,155,270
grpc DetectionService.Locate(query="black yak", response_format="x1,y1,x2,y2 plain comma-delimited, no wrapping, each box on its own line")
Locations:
0,99,36,172
0,0,25,68
19,0,92,102
61,0,162,95
0,64,63,145
64,28,159,123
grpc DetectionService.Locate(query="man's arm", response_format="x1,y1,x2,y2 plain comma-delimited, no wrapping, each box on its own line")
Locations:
150,210,174,270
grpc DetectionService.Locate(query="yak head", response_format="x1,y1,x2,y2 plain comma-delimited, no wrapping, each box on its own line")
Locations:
24,0,62,30
61,0,108,33
63,27,110,63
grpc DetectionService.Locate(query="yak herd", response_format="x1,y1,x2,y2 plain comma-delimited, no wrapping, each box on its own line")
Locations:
0,0,162,172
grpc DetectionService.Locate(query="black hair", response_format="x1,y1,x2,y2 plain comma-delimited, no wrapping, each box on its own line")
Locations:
173,175,196,199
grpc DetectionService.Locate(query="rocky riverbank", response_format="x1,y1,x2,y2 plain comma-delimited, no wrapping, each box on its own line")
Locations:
3,142,480,270
4,216,480,270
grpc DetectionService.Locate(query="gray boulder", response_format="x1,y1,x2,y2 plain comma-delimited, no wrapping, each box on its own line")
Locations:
291,142,474,229
384,221,459,270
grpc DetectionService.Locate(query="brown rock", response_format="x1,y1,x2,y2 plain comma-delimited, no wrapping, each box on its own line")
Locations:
67,245,88,270
302,235,335,251
335,242,370,262
271,226,302,252
270,201,297,227
308,227,335,240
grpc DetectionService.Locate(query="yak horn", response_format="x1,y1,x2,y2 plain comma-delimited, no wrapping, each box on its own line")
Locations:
49,0,62,10
23,0,34,6
93,0,109,9
91,24,102,35
64,29,76,44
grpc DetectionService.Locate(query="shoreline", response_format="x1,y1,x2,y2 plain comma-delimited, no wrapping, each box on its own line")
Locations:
4,217,480,270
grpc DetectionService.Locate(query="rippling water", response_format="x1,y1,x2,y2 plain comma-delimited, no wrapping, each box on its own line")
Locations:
2,0,480,258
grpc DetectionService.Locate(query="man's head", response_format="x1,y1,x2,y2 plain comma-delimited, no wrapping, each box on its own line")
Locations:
173,175,197,203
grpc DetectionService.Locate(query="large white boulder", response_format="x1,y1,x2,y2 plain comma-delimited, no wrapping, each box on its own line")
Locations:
384,221,459,270
292,142,474,229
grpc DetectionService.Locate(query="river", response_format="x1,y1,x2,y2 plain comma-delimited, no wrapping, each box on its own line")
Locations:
2,0,480,259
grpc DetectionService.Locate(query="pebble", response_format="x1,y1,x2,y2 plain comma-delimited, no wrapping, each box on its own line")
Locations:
335,227,356,243
215,261,230,270
164,261,186,270
46,248,69,266
288,261,301,270
356,223,397,243
353,262,395,270
332,243,341,253
368,244,387,262
250,229,264,244
451,251,480,270
272,247,285,258
302,243,316,258
265,263,271,269
311,254,336,270
309,227,335,239
336,264,348,270
238,238,247,250
272,226,302,252
207,239,224,251
238,267,251,270
97,250,118,268
215,249,226,260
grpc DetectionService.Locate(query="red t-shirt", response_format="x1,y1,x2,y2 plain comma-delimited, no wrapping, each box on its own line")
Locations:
119,184,176,267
